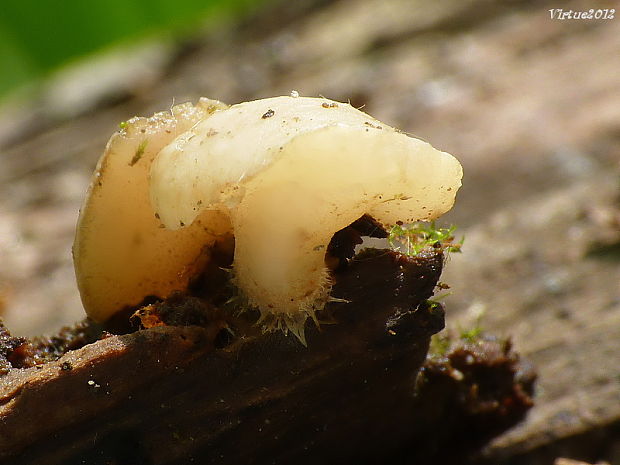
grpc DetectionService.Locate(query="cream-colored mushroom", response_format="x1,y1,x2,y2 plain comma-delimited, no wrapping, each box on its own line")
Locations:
74,95,462,340
149,96,462,337
73,98,231,323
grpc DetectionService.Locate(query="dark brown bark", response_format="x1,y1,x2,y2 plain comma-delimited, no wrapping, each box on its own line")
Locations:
0,250,451,464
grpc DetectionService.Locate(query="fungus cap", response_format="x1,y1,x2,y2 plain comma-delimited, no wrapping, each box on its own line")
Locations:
73,98,230,323
74,95,462,339
150,96,462,336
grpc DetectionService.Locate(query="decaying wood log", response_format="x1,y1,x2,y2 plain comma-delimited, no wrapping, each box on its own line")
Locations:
0,249,534,464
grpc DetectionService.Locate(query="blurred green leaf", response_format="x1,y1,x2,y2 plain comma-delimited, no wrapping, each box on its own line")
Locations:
0,0,266,99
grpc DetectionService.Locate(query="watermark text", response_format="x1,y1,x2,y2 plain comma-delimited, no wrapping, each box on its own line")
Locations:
549,8,615,20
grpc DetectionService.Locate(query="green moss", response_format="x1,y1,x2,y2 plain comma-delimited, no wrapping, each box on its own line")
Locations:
428,323,486,359
387,221,463,256
129,139,148,166
459,326,483,343
429,333,451,357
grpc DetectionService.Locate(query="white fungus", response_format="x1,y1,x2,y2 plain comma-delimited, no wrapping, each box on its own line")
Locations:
73,98,230,323
74,95,462,339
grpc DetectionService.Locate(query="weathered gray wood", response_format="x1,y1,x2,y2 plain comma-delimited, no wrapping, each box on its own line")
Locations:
443,176,620,462
0,0,619,461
